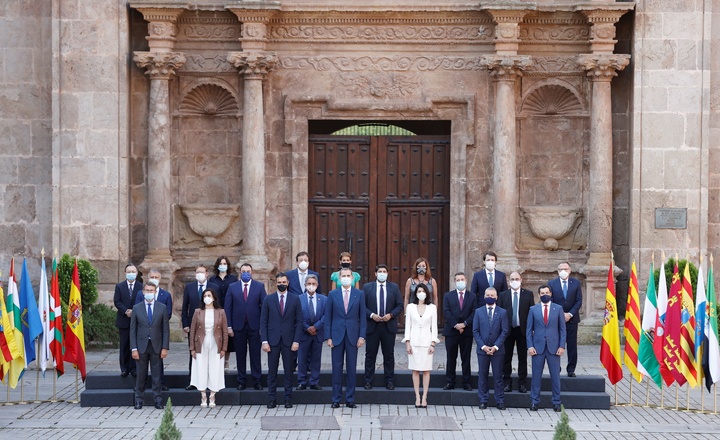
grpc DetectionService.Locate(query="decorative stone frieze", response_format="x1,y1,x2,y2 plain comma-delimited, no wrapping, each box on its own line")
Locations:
134,52,186,79
519,25,589,42
278,56,486,72
227,52,277,79
268,24,493,43
335,73,421,99
182,55,235,73
525,56,580,75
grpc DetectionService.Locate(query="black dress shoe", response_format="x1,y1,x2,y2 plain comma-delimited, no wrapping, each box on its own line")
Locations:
443,384,455,390
503,384,512,392
386,382,395,390
478,403,487,410
331,402,340,409
530,404,539,411
310,384,322,390
155,402,164,410
497,403,506,410
130,371,137,378
364,383,372,390
253,383,262,390
267,401,277,409
297,384,307,390
121,371,129,378
134,402,142,409
553,404,562,412
186,385,197,391
284,402,293,408
237,384,246,390
463,384,472,391
519,384,528,393
567,372,576,377
346,402,357,408
161,385,169,392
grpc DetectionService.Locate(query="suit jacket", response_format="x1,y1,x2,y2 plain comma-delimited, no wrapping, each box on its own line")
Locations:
114,280,144,328
135,287,173,319
224,279,267,331
299,292,326,343
442,289,478,336
189,308,228,354
548,276,583,323
323,287,367,345
260,292,303,346
472,306,510,354
526,302,567,355
363,281,403,334
497,288,535,335
471,269,508,298
285,268,322,296
181,280,220,329
130,301,170,355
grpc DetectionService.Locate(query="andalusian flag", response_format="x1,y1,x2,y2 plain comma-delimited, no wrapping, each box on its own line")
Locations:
64,260,86,381
654,255,674,386
703,255,720,392
0,281,22,384
695,262,706,384
664,260,684,385
678,263,698,387
6,259,25,387
49,257,64,377
600,259,623,384
19,258,43,367
38,255,52,374
638,258,663,387
624,261,642,382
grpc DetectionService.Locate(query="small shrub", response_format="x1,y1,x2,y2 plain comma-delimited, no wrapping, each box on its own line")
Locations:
553,405,576,440
84,303,119,347
57,254,99,307
155,397,182,440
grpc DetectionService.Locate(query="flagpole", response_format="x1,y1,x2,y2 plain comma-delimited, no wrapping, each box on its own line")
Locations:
35,339,40,402
629,378,634,405
614,384,618,406
675,383,679,410
714,383,717,414
52,370,57,402
661,385,665,408
686,386,690,411
645,379,650,406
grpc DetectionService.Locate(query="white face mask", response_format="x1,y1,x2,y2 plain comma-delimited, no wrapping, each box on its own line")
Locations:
376,272,388,283
196,273,206,283
148,278,160,287
306,284,317,293
218,264,228,272
559,270,569,280
203,296,213,305
416,292,427,302
509,280,521,290
340,276,352,287
144,293,155,302
298,261,309,271
485,260,496,271
455,281,466,291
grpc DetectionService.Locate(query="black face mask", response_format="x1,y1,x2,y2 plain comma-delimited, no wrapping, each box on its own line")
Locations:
277,284,288,292
540,294,552,304
341,262,351,269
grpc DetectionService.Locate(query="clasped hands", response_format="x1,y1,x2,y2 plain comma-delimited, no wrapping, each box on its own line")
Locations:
372,313,392,322
482,345,497,355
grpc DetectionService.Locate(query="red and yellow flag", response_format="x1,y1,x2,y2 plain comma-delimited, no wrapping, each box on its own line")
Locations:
601,259,623,384
678,263,698,387
624,261,642,382
664,260,685,385
64,260,86,381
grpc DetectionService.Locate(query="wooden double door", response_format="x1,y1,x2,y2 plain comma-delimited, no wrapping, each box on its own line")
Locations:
308,134,451,319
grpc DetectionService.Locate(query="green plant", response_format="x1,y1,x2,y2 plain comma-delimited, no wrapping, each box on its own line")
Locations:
84,303,119,347
553,405,576,440
57,254,99,307
155,397,182,440
653,258,698,298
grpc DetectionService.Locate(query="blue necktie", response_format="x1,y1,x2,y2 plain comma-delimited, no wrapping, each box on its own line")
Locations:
562,280,568,299
488,272,494,288
308,296,316,322
147,303,153,324
379,284,385,317
198,284,203,299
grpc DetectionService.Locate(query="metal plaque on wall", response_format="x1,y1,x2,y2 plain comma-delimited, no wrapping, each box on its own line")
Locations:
655,208,687,229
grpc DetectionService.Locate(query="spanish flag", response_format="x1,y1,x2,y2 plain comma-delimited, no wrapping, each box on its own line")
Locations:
600,259,623,384
64,260,86,381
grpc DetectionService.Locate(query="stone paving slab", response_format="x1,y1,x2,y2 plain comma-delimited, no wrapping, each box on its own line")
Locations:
378,415,461,430
261,415,341,430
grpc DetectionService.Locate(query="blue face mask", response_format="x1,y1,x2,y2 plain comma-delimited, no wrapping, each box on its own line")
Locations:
126,272,137,281
484,297,496,306
241,272,252,283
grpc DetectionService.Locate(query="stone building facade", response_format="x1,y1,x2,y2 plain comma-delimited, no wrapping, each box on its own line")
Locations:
0,0,716,341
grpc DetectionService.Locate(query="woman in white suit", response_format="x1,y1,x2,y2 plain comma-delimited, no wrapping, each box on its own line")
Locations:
402,283,439,408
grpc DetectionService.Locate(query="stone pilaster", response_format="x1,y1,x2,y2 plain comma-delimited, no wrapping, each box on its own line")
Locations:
483,7,529,55
578,8,629,54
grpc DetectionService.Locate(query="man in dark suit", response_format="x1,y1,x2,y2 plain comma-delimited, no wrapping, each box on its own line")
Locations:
114,263,143,377
527,285,566,411
297,274,325,390
286,251,322,296
497,271,535,393
225,263,266,390
324,267,366,408
181,264,219,390
443,272,477,390
130,283,170,410
471,251,508,299
260,273,303,408
363,264,403,390
473,287,510,410
548,261,582,377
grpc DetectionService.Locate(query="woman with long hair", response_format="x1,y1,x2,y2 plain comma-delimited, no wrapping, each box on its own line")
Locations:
189,288,228,407
404,257,439,307
402,283,439,408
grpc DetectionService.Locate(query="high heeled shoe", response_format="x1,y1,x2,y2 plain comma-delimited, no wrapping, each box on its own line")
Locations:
200,392,208,408
209,392,216,408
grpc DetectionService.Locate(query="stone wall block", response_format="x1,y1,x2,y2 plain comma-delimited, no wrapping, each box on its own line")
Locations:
0,85,44,120
61,53,118,92
0,224,26,256
641,113,685,149
0,157,18,184
676,39,699,71
667,87,702,114
0,121,31,156
93,92,120,130
87,130,119,158
647,70,701,88
18,157,51,185
60,157,107,186
683,113,702,149
3,184,36,223
641,39,676,70
662,12,703,40
31,119,51,156
69,186,118,226
640,87,668,112
5,47,34,84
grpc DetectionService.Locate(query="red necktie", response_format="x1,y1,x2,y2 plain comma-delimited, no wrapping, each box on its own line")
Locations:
459,292,464,309
280,294,285,316
544,304,549,325
243,283,248,301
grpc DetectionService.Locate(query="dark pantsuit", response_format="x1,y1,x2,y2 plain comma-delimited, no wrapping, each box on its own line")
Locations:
503,326,528,385
332,336,358,404
234,325,262,386
531,351,562,405
477,353,505,404
445,334,473,386
118,327,135,374
565,321,578,373
267,343,296,402
298,338,322,386
364,323,395,385
134,340,162,404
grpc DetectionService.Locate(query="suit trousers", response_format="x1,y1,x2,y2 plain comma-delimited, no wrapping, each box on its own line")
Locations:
502,326,528,385
331,335,359,404
118,327,135,374
444,333,473,386
364,323,396,385
234,324,262,385
477,352,505,404
297,337,322,386
565,321,578,373
134,340,162,404
267,343,296,402
530,350,562,406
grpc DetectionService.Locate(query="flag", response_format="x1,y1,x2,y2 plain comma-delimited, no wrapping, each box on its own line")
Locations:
664,260,685,385
638,259,663,388
38,255,52,375
654,256,674,386
19,258,43,367
695,263,706,384
0,281,22,384
624,261,642,382
49,257,64,377
703,256,720,392
600,259,623,384
64,259,86,381
6,259,25,387
677,263,698,387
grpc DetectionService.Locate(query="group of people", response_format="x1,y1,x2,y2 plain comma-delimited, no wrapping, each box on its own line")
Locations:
114,251,582,411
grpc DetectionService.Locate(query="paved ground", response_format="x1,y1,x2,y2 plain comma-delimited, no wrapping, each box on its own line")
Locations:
2,341,720,439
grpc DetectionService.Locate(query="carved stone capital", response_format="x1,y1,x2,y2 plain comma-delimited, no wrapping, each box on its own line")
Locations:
579,8,631,53
134,52,186,79
228,4,280,50
227,51,277,79
577,54,630,81
136,8,184,52
483,55,532,80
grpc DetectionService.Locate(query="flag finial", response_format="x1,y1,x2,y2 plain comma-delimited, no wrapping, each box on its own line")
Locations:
41,248,45,258
54,248,58,258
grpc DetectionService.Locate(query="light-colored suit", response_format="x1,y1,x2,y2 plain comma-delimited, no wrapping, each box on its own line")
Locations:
526,301,567,406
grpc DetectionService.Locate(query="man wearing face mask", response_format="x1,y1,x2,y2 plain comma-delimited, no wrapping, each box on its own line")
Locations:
548,262,582,377
497,271,534,393
527,285,566,411
182,265,220,390
473,287,510,410
114,263,143,378
225,263,267,390
363,264,403,390
442,272,477,390
471,252,508,301
324,267,367,408
134,268,173,390
286,251,322,296
297,274,326,390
